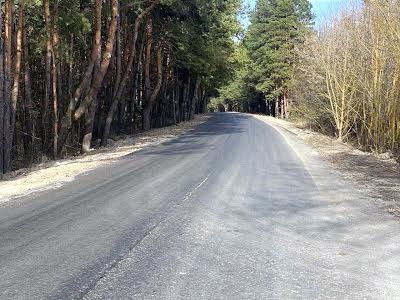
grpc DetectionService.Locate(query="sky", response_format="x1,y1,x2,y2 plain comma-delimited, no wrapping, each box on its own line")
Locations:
241,0,358,28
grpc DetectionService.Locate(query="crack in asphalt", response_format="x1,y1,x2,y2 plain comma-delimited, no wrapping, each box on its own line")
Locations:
80,175,210,299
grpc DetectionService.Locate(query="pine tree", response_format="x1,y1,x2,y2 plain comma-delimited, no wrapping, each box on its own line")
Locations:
0,0,242,173
246,0,313,117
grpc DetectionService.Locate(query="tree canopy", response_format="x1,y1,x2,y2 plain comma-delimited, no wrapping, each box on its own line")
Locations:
0,0,242,175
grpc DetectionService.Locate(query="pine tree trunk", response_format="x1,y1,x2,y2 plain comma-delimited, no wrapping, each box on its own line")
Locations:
10,0,23,153
57,0,103,154
53,3,62,115
68,34,74,100
190,76,200,119
142,44,162,131
172,72,177,125
131,42,144,129
175,78,180,122
202,90,207,114
128,42,143,132
142,106,151,131
44,0,59,159
3,0,13,172
101,2,156,145
43,0,53,155
23,27,33,164
144,18,152,111
0,0,5,176
274,96,279,118
74,0,119,120
51,53,58,159
101,15,121,145
142,18,162,131
182,76,190,121
81,92,98,153
79,0,119,153
283,91,288,119
265,98,270,115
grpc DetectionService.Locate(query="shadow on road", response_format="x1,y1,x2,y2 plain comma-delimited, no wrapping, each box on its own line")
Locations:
131,113,249,157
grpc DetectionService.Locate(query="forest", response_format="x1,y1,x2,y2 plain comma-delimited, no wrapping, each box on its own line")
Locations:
1,0,399,177
0,0,241,176
213,0,400,158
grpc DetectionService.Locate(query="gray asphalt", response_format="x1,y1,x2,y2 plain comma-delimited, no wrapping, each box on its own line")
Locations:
1,113,400,299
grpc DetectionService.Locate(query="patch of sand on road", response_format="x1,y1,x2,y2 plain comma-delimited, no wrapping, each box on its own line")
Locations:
254,114,400,217
0,115,210,202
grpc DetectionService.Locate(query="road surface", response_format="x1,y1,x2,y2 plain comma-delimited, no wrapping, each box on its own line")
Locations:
1,113,400,299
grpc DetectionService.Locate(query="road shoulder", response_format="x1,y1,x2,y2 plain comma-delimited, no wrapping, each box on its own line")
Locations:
0,115,210,202
253,114,400,218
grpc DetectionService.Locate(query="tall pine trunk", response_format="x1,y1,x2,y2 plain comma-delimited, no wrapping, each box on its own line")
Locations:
44,0,58,159
142,18,152,131
142,43,162,131
102,1,157,145
141,18,162,132
190,76,200,120
183,76,190,121
280,93,285,119
23,27,33,164
57,0,103,155
0,0,4,176
79,0,119,153
3,0,13,172
10,0,23,152
283,90,288,119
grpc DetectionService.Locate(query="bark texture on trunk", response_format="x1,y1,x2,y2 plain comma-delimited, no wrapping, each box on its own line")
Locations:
23,27,33,164
182,76,190,121
283,91,288,119
0,0,4,176
10,0,24,145
57,0,103,154
102,1,157,145
275,96,279,118
74,0,119,120
3,0,13,172
44,0,59,158
190,76,200,119
79,0,119,153
143,42,162,131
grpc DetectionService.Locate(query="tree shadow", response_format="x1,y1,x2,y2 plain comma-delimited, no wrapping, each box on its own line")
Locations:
128,113,249,157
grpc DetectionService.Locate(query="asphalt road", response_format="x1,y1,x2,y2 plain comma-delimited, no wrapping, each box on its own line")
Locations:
1,113,400,299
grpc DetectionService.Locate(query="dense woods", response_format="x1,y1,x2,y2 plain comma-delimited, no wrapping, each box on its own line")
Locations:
214,0,400,158
0,0,240,176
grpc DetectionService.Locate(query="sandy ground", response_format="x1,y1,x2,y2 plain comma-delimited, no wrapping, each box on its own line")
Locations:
0,115,210,202
254,114,400,218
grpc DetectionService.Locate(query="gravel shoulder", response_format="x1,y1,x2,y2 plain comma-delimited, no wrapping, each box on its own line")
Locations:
0,115,210,202
254,114,400,218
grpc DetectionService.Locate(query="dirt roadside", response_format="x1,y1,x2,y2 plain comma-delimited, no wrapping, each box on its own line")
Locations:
254,114,400,218
0,115,210,202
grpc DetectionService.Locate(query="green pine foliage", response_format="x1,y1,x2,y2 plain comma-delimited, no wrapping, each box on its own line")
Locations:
213,0,313,113
0,0,243,173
